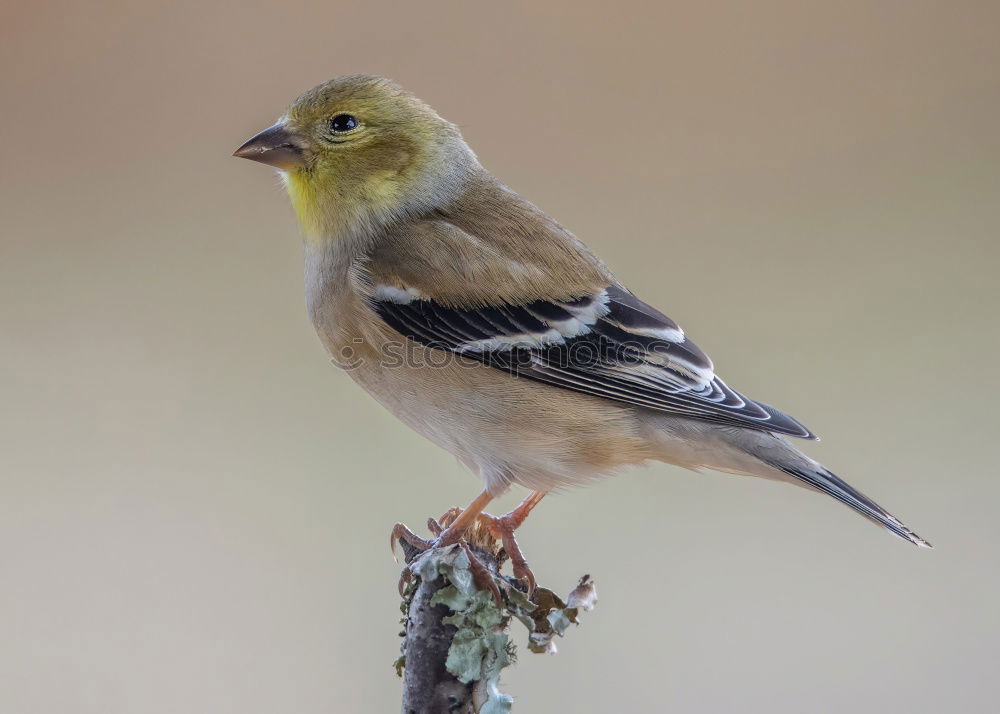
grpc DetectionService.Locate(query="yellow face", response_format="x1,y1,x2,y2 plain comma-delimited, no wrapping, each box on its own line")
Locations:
235,75,453,238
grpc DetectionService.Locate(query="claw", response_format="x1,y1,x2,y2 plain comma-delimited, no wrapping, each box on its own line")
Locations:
390,522,434,563
461,543,501,605
477,513,537,597
398,567,413,597
510,552,537,598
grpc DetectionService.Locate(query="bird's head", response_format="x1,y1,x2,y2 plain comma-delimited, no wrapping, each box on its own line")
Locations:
234,75,478,239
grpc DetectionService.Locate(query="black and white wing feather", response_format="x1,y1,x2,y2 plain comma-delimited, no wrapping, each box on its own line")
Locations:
371,284,816,440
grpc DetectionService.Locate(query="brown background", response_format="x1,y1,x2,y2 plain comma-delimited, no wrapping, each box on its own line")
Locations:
2,1,998,712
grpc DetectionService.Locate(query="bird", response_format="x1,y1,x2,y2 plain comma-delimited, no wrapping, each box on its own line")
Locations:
234,74,929,590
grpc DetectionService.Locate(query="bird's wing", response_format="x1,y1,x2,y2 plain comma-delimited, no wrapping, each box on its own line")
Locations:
357,218,816,440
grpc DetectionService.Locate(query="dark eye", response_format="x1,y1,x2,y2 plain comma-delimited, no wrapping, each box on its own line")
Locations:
330,114,359,133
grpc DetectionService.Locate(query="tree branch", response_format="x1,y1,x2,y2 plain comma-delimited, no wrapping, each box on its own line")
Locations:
395,519,597,714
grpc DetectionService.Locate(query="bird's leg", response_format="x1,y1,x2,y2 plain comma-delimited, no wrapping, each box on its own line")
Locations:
392,492,499,600
476,490,546,596
391,490,495,557
436,490,495,545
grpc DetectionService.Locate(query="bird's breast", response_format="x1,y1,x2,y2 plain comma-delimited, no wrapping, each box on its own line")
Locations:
303,240,365,356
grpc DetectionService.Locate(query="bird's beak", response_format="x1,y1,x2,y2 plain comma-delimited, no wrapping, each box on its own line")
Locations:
233,122,307,170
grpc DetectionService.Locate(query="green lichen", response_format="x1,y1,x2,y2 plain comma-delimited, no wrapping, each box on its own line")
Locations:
397,544,597,711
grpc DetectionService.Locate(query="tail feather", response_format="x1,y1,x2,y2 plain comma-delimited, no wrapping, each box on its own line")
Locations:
775,463,932,548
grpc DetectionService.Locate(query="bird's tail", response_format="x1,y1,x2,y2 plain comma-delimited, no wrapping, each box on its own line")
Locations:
768,460,932,548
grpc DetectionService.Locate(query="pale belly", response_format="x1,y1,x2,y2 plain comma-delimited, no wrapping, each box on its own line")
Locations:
336,336,657,494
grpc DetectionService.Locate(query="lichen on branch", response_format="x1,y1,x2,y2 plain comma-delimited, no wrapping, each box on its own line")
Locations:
395,525,597,714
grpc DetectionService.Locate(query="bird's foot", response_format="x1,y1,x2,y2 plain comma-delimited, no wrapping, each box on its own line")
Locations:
475,512,536,598
391,508,502,602
390,507,476,560
390,522,435,556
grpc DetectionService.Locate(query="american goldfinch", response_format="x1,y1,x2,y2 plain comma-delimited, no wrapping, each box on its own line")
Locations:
235,75,929,587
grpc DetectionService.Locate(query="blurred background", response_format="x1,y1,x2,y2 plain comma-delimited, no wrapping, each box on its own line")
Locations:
2,1,998,712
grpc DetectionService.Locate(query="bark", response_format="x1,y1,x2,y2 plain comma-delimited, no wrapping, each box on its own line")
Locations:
395,529,597,714
399,551,478,713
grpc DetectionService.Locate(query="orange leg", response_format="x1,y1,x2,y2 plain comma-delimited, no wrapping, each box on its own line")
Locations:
478,490,547,596
391,489,547,598
504,490,546,529
391,489,495,555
